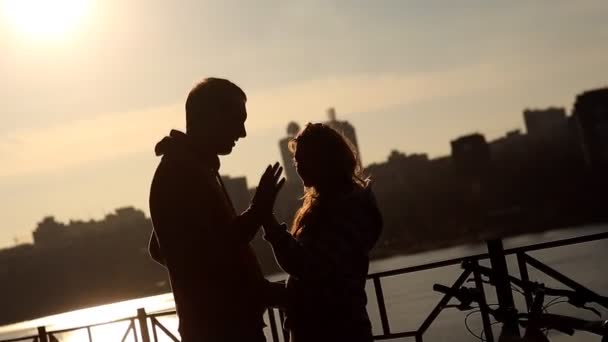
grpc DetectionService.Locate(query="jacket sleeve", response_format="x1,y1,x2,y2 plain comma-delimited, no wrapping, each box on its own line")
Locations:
150,161,220,265
150,160,260,265
264,209,380,282
227,207,261,244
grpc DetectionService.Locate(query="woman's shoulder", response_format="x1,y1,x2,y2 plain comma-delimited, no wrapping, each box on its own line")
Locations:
326,184,382,235
332,183,379,213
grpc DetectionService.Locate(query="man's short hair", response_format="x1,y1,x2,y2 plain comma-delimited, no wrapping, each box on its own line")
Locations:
185,78,247,131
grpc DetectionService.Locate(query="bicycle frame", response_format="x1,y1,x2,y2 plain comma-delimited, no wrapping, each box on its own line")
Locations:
435,241,608,342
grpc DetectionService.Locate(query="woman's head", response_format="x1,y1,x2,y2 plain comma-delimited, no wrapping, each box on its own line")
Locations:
289,123,364,192
289,123,368,234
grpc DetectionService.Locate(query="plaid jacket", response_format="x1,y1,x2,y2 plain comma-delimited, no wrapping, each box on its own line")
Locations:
265,185,383,334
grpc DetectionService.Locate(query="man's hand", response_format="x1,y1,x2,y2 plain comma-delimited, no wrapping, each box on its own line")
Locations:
251,162,285,222
262,213,284,234
261,213,291,244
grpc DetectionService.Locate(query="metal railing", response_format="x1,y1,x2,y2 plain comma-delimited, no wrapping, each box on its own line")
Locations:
2,231,606,342
367,231,608,341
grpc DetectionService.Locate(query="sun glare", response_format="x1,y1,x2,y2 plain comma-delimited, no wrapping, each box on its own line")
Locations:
1,0,91,40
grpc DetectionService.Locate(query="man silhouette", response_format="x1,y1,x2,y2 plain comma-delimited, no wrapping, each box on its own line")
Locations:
148,78,284,341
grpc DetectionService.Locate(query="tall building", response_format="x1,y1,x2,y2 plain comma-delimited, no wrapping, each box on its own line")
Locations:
278,122,301,183
324,107,362,163
523,107,568,138
451,134,491,175
573,87,608,171
221,175,251,212
451,133,492,195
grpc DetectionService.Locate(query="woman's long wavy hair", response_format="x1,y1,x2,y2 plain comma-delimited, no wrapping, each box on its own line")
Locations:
289,123,368,235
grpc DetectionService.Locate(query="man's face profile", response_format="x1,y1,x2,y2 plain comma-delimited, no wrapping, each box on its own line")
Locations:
210,98,248,155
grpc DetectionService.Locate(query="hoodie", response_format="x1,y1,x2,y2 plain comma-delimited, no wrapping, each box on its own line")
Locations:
148,130,266,341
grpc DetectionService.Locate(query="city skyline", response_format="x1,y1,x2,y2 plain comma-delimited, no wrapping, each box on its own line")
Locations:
4,85,605,249
2,1,608,247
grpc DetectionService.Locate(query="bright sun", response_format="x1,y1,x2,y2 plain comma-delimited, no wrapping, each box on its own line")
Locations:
1,0,92,40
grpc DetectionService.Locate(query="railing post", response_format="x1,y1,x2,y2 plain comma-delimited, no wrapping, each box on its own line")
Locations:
150,318,158,342
267,309,280,342
137,308,151,342
486,239,520,340
87,326,94,342
278,309,289,342
373,277,391,335
37,327,49,342
517,252,533,311
472,261,494,342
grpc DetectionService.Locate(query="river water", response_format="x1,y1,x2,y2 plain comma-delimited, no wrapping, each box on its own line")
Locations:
1,224,606,341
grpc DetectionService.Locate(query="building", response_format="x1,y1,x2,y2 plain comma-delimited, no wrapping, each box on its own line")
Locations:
324,108,362,163
451,133,492,179
573,87,608,171
104,207,147,226
523,107,568,139
32,216,67,246
221,175,251,212
278,122,301,183
367,150,430,192
489,130,529,162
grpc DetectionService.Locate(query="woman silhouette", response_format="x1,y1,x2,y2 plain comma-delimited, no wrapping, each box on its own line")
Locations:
263,123,383,342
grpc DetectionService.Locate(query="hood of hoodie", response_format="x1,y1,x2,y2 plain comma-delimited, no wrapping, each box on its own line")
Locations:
155,130,221,171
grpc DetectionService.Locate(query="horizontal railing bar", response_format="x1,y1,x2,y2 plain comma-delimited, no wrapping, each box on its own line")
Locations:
148,311,177,318
1,311,178,342
368,254,480,279
504,231,608,255
47,316,137,335
373,330,418,340
46,310,179,336
0,336,38,342
367,231,608,279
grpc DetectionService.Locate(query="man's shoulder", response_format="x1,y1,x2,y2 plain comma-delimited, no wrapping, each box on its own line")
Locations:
152,156,217,192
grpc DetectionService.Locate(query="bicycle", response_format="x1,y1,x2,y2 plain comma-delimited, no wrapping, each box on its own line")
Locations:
433,260,608,341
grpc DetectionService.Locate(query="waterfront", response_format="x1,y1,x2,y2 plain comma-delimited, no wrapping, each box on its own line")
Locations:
1,224,606,341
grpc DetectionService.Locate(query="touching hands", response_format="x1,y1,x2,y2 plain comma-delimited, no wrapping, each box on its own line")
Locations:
262,213,286,236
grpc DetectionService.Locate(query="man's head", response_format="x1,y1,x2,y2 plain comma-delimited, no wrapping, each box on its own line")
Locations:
185,78,247,155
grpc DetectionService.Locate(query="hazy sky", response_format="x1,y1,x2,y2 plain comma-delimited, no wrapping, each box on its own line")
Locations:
1,0,607,248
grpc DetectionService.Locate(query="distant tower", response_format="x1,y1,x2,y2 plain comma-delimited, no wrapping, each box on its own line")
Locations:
324,107,362,163
279,122,301,182
573,87,608,172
